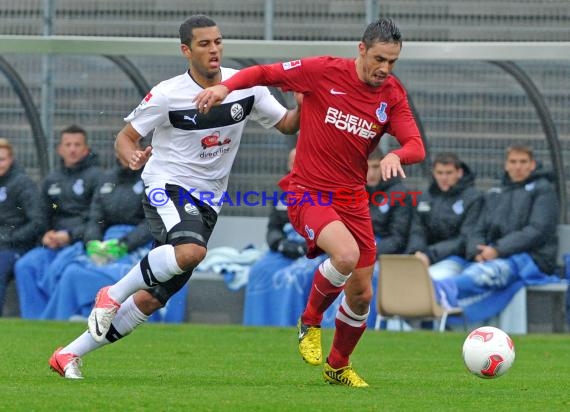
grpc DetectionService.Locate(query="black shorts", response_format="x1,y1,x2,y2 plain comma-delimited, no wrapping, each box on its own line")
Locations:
142,183,218,305
142,183,218,247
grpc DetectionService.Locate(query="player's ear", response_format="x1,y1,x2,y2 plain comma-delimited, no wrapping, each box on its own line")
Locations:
358,42,366,57
180,43,191,58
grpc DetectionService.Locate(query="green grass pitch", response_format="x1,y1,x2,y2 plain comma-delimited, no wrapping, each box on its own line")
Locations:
1,318,569,411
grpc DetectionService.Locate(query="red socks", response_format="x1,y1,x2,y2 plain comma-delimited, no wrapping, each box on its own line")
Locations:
301,268,343,325
327,298,368,369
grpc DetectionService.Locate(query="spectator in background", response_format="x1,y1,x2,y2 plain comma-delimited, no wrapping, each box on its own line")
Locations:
436,144,560,323
0,138,46,316
41,157,154,321
14,125,101,319
367,147,412,256
406,152,483,280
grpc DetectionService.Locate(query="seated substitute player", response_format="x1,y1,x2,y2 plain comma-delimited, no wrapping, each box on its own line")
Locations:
0,138,46,316
195,17,425,387
435,144,560,322
41,157,153,321
48,14,300,379
405,152,483,280
15,125,101,318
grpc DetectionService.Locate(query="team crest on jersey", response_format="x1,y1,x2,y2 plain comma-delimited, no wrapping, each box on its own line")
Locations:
230,103,244,121
452,199,464,215
0,187,6,202
282,60,301,71
376,102,388,123
184,203,199,216
304,224,315,240
73,179,85,196
133,180,144,194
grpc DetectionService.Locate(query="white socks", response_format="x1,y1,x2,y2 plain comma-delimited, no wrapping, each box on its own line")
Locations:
61,296,149,357
109,244,183,303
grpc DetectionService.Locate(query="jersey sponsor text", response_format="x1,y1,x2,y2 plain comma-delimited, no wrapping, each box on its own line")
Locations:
324,107,377,139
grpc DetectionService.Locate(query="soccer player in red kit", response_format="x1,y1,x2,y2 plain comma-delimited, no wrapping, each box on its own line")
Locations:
195,18,425,387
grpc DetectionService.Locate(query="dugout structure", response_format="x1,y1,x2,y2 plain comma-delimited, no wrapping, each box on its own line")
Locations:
0,37,569,221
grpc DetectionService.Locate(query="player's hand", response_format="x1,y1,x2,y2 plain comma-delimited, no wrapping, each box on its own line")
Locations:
194,84,230,114
52,230,71,247
476,244,498,261
380,152,406,180
42,230,70,249
129,146,152,170
42,230,59,249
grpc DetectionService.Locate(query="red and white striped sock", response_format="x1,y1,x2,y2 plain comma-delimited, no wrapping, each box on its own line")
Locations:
327,296,369,369
301,258,349,325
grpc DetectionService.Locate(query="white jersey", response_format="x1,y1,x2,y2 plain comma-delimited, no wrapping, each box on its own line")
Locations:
125,67,287,212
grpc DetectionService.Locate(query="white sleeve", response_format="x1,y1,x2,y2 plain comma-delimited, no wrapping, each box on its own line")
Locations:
249,86,287,129
124,88,169,137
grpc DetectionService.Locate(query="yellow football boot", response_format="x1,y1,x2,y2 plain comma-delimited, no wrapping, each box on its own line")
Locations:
323,361,369,388
297,318,322,365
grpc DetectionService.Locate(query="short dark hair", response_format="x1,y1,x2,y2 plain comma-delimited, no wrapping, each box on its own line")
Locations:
506,143,534,160
361,18,402,50
60,124,87,143
432,152,462,169
179,15,217,46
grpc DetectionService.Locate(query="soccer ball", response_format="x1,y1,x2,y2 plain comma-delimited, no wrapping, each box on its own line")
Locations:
462,326,515,379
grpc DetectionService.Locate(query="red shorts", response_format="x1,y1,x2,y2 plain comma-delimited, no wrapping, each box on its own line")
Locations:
286,190,377,268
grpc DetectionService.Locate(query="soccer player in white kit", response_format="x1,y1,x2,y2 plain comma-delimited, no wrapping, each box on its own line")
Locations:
49,14,300,379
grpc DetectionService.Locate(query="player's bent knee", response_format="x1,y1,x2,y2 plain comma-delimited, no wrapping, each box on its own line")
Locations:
332,250,360,274
174,243,207,271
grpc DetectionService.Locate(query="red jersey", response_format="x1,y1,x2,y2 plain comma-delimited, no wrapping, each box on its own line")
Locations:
222,56,424,192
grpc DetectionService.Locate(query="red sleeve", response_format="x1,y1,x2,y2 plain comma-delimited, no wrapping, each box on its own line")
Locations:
222,65,271,91
387,95,425,165
221,58,322,93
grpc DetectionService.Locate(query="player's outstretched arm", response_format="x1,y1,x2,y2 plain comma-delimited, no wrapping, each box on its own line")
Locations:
194,84,230,114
